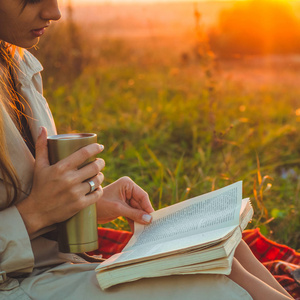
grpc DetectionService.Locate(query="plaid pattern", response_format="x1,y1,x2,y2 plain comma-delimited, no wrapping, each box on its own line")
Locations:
87,227,133,259
89,227,300,299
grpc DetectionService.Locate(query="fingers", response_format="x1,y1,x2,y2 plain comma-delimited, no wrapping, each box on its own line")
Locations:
57,143,104,171
132,189,155,214
124,178,154,214
35,127,50,169
121,204,153,225
24,129,106,233
85,172,104,195
117,176,154,224
85,186,104,204
49,144,104,188
78,158,105,183
96,176,154,227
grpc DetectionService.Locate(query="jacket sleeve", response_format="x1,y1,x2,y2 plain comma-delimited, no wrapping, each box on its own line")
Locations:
0,50,55,279
0,205,34,276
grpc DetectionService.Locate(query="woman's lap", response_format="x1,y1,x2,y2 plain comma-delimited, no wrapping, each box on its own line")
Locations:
18,262,252,300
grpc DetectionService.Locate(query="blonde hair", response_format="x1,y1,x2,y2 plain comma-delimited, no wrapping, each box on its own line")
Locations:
0,42,22,204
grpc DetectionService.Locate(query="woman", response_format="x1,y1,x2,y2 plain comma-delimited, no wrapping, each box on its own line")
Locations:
0,0,294,299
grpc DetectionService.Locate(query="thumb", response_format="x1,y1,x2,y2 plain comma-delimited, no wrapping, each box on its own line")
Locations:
35,126,50,168
122,205,152,225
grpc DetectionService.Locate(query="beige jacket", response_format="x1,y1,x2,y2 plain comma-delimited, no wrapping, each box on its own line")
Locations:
0,51,252,300
0,50,88,291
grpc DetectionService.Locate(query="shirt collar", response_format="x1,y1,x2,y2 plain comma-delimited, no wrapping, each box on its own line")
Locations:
14,49,43,82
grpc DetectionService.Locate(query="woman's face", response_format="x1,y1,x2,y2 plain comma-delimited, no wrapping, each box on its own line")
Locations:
0,0,61,48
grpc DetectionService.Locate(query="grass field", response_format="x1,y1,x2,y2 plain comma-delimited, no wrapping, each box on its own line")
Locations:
32,1,300,250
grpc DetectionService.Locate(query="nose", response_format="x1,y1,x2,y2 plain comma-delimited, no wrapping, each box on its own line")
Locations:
40,0,61,21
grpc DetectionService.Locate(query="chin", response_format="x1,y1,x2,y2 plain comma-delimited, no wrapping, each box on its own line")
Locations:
13,37,40,50
24,39,40,49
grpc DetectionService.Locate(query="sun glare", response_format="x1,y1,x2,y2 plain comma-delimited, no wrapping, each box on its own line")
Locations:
66,0,297,5
68,0,229,3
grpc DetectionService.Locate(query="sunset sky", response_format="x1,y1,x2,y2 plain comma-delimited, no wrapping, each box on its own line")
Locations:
70,0,245,3
67,0,297,4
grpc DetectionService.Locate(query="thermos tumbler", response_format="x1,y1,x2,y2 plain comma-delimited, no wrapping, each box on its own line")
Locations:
47,133,98,253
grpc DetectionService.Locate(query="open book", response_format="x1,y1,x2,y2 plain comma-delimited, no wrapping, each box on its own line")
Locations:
95,181,253,290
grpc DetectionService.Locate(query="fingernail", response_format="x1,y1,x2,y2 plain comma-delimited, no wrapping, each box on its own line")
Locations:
100,144,104,151
142,214,152,223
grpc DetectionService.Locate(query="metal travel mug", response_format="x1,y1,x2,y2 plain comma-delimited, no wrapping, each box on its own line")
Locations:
47,133,98,253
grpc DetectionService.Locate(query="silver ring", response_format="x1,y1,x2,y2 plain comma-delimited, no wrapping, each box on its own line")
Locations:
88,180,96,193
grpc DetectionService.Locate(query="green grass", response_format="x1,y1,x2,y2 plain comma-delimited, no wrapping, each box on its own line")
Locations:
32,21,300,250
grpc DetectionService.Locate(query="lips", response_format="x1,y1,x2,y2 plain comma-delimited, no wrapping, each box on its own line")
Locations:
31,27,47,37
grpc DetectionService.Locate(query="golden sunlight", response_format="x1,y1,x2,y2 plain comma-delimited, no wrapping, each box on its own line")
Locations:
64,0,298,7
69,0,294,2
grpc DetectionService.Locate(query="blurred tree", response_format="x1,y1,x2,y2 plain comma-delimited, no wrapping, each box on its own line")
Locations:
194,3,214,63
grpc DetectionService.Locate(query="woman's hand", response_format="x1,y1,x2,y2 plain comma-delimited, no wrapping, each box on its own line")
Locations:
97,176,154,231
16,127,105,237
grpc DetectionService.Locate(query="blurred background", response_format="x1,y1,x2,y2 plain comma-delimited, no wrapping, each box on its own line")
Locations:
31,0,300,249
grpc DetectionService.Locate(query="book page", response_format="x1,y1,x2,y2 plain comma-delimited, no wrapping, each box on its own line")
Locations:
126,181,242,249
98,181,242,268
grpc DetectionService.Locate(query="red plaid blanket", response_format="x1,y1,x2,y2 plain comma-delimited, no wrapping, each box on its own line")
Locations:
88,227,133,259
88,227,300,299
